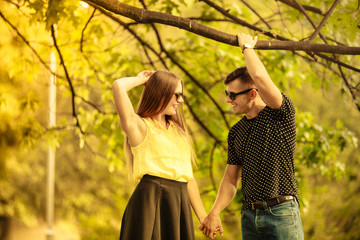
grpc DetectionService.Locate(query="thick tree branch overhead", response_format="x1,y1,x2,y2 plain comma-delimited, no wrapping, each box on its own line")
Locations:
85,0,360,55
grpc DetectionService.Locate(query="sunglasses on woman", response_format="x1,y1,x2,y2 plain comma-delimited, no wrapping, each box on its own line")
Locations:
174,92,184,102
224,88,258,100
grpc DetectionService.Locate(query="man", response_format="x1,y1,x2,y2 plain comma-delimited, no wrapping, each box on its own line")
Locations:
200,33,304,239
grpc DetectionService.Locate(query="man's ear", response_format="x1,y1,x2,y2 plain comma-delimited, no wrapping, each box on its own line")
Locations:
250,89,258,99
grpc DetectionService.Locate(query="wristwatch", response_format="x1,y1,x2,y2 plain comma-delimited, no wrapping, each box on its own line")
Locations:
242,43,253,53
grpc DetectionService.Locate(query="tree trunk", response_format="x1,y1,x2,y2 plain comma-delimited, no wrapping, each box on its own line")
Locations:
0,216,10,240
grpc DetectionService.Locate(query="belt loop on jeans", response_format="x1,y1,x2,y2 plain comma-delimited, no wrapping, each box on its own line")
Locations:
262,200,268,210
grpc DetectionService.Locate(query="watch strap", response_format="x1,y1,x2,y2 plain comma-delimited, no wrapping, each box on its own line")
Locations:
242,44,253,53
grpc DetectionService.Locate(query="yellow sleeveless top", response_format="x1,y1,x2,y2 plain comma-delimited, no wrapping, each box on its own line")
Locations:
131,118,194,182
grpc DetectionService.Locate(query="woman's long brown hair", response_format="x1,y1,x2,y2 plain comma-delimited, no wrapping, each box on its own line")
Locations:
124,70,196,177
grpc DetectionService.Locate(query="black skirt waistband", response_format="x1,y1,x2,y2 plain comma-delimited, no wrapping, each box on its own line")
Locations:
141,174,188,186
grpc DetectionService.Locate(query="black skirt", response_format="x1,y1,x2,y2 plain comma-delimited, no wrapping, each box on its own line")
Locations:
119,175,195,240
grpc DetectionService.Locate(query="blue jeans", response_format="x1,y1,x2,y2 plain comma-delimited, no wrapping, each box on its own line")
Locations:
241,199,304,240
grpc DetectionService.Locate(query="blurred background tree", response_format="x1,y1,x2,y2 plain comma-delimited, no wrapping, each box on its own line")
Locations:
0,0,359,239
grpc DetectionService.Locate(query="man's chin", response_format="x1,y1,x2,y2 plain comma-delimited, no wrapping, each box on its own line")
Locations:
232,110,243,115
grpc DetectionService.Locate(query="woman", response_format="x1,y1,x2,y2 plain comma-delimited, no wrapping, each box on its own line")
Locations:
112,70,206,240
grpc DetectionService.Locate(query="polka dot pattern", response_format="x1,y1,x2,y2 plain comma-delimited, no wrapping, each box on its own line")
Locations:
227,94,299,211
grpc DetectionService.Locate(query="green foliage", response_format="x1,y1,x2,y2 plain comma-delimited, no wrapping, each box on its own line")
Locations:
46,0,81,29
148,0,187,14
0,0,359,239
323,1,360,42
296,110,357,179
26,0,46,25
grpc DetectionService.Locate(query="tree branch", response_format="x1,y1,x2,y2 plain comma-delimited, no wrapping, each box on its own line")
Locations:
87,1,169,68
84,0,360,113
289,0,359,111
1,9,102,117
75,95,104,114
80,9,96,53
277,0,324,15
292,0,327,43
308,0,341,41
92,2,230,130
200,0,289,41
50,25,84,134
0,11,52,73
337,65,360,111
138,0,168,67
185,101,227,150
209,141,218,192
201,0,359,74
84,0,360,55
240,0,272,29
0,10,71,84
164,51,231,129
139,1,230,130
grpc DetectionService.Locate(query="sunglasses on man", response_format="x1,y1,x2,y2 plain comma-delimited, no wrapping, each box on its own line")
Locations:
224,88,258,100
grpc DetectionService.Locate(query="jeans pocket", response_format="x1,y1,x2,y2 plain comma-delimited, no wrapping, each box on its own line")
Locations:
269,201,295,217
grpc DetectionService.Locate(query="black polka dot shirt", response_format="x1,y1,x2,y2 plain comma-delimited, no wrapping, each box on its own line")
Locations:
227,93,299,211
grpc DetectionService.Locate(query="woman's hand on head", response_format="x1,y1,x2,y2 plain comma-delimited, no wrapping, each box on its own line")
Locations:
137,70,155,85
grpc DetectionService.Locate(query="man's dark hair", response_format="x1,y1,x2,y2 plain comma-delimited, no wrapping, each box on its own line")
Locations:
224,66,253,85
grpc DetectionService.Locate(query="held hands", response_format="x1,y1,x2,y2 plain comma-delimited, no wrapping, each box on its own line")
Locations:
237,33,257,50
199,212,223,239
137,70,155,85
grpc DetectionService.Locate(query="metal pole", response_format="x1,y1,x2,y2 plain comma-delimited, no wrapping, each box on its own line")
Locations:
46,49,57,240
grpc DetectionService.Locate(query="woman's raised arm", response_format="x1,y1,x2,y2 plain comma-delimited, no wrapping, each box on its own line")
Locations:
112,70,153,147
